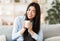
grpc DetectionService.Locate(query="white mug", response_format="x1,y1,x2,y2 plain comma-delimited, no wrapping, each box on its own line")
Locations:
24,20,31,28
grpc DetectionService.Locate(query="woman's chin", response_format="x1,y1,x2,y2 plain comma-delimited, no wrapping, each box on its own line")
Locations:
28,17,32,20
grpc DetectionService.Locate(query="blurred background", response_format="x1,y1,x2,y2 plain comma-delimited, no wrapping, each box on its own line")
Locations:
0,0,60,41
0,0,49,26
0,0,59,26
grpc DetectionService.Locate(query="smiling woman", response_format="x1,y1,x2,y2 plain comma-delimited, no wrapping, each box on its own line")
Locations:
12,2,43,41
26,6,36,20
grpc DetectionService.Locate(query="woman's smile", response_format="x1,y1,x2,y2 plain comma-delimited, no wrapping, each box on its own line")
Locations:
27,6,36,20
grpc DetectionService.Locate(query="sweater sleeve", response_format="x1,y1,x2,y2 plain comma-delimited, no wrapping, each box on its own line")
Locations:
32,25,43,41
12,16,23,41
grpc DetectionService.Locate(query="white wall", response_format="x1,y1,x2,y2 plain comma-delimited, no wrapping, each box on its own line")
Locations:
0,3,28,26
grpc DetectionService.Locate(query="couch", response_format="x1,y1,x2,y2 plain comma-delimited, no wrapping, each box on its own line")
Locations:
0,24,60,41
43,24,60,41
0,26,12,41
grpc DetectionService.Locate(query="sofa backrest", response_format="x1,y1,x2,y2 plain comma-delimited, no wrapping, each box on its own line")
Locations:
0,26,13,41
0,24,60,41
43,24,60,39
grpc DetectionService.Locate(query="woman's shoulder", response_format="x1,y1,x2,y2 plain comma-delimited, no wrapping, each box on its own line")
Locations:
15,16,25,21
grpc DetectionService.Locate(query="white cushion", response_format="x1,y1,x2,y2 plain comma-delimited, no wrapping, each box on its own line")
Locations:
44,36,60,41
0,35,6,41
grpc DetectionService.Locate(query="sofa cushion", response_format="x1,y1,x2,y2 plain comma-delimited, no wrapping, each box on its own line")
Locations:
44,36,60,41
43,24,60,39
0,35,6,41
0,26,13,41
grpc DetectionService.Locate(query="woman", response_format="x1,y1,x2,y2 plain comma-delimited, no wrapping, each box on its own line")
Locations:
12,2,43,41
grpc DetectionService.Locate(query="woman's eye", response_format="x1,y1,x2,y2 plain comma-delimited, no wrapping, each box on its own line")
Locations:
28,9,30,11
32,10,35,13
28,9,36,13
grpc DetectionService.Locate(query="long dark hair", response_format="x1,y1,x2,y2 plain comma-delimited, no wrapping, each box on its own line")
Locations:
23,2,41,41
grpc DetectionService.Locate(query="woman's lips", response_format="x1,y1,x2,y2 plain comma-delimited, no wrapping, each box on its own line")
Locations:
29,15,32,17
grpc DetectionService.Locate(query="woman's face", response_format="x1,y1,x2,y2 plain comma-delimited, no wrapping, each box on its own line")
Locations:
27,6,36,20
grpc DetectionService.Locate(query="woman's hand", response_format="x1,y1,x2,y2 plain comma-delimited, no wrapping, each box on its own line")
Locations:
19,21,26,35
19,27,26,35
24,20,32,30
24,20,35,36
